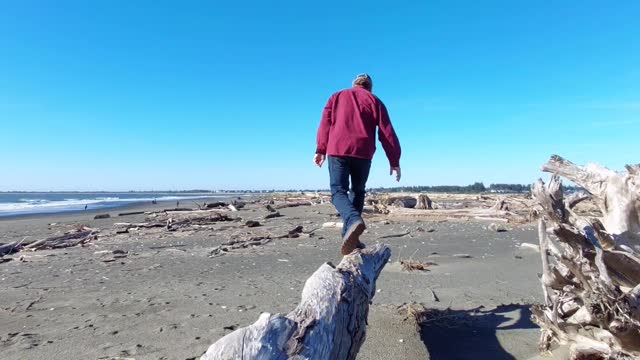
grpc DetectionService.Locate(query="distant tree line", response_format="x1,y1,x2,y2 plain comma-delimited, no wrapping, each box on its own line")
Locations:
368,182,584,194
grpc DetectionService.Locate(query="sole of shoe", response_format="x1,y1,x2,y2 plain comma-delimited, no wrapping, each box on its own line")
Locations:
341,222,366,255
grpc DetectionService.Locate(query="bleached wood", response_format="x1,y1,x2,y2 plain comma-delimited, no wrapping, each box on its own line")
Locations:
531,155,640,359
201,244,391,360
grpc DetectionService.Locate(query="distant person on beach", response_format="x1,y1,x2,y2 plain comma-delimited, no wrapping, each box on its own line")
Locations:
314,74,402,255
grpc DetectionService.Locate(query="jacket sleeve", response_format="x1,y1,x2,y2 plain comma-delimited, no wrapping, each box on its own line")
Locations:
377,100,401,167
315,94,334,155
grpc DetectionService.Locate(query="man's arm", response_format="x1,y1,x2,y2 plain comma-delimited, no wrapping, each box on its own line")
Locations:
377,101,402,169
314,94,334,167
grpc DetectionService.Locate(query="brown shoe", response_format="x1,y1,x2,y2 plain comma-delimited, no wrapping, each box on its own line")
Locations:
341,221,366,255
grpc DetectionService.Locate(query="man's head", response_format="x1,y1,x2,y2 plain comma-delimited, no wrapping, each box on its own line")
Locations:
353,73,373,91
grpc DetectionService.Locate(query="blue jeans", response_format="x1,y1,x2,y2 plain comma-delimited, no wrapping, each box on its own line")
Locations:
328,156,372,239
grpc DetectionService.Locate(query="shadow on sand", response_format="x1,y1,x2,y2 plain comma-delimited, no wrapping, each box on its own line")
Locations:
419,304,537,360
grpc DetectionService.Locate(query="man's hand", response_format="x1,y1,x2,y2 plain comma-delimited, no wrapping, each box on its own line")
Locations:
390,167,401,182
314,154,326,168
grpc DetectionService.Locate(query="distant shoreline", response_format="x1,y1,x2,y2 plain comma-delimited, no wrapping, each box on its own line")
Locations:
0,193,250,220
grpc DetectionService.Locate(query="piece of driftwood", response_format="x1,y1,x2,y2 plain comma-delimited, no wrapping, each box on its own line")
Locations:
164,207,194,212
416,194,433,210
94,213,110,219
118,211,145,217
201,244,391,360
401,260,436,272
379,231,411,239
274,201,314,209
265,211,282,219
531,155,640,359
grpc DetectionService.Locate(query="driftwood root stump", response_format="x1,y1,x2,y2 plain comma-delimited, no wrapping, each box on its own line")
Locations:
532,155,640,359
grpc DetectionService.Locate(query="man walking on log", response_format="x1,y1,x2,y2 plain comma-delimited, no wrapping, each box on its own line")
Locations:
314,74,402,255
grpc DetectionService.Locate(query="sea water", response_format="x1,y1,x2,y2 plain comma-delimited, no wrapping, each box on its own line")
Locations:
0,192,236,217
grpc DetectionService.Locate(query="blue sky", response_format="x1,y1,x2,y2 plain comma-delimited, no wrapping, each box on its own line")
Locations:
1,1,638,191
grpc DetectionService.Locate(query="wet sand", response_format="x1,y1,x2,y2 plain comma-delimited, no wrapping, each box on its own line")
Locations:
0,200,550,359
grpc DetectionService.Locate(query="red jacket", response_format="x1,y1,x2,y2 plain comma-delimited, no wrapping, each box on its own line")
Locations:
315,87,401,167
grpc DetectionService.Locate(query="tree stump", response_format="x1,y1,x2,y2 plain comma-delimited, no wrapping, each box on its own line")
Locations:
383,196,417,208
200,244,391,360
531,155,640,359
416,194,433,210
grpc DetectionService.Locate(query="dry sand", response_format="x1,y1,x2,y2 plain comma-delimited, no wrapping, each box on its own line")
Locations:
0,200,556,359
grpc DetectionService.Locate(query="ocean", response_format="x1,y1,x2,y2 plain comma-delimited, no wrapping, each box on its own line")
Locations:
0,192,238,217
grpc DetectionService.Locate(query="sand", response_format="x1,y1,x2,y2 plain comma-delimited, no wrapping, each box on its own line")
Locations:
0,200,555,359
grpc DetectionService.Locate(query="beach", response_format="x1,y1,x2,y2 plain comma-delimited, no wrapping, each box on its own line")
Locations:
0,196,549,360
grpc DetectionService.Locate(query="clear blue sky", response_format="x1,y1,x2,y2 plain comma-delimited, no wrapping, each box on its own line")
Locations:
1,1,638,191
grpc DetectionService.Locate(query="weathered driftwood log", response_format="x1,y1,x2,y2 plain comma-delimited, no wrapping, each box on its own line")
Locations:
416,194,433,210
274,201,314,209
387,207,527,223
201,244,391,360
531,155,640,359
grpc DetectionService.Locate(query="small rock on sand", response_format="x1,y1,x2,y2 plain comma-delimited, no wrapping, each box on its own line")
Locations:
245,220,261,228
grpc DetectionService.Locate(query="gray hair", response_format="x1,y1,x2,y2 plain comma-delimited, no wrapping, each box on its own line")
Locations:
353,73,373,90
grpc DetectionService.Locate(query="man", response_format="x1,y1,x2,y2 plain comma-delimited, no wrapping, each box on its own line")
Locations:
314,74,402,255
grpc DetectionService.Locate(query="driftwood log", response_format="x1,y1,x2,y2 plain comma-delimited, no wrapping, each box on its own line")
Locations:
200,244,391,360
386,207,527,223
531,155,640,359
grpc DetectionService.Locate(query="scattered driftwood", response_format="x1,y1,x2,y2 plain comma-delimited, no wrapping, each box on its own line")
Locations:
531,155,640,359
209,237,272,257
94,214,110,219
0,229,98,256
201,244,391,360
209,226,307,257
491,197,509,211
115,211,237,233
